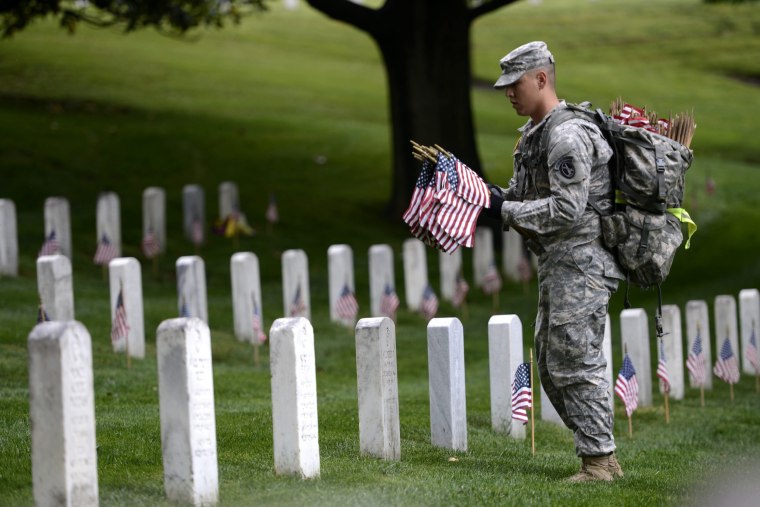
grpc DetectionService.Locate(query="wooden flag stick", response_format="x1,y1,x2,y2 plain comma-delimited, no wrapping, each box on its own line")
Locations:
529,347,535,456
664,390,670,424
628,414,632,438
253,343,260,368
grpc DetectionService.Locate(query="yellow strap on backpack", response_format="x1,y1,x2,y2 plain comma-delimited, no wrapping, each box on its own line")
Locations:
667,208,697,249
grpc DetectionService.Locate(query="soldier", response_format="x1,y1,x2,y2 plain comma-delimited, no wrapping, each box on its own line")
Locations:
484,41,625,482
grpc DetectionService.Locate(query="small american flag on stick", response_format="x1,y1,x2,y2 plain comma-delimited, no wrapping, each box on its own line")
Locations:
511,362,532,424
687,326,707,387
38,230,60,257
481,264,502,295
746,323,759,374
420,284,438,321
290,283,306,317
335,283,359,322
380,283,400,320
615,354,639,417
657,338,671,393
141,229,160,259
451,274,469,309
714,335,740,385
111,286,130,345
252,296,267,344
93,234,118,265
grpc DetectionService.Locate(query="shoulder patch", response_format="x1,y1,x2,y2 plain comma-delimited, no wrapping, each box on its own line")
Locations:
556,157,575,179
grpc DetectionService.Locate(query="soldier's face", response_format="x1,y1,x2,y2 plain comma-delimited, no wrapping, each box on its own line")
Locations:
504,72,540,117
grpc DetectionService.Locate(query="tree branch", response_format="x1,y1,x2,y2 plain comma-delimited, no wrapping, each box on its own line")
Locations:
468,0,520,21
305,0,381,35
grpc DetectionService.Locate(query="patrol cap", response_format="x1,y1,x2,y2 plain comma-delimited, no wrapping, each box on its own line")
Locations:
493,41,554,89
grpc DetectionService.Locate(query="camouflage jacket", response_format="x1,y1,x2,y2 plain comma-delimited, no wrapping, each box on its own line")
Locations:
500,101,617,256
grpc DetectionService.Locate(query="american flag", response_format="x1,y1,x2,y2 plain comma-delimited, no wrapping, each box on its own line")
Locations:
451,274,469,309
481,263,502,295
290,283,306,317
714,336,740,384
614,354,639,417
335,283,359,322
380,283,400,320
191,218,204,246
141,228,160,259
37,300,50,323
402,159,434,230
420,284,438,320
402,152,489,253
266,194,279,224
93,234,118,265
687,327,706,386
38,230,60,257
657,338,671,393
252,296,267,344
111,287,130,344
746,324,759,374
511,362,532,424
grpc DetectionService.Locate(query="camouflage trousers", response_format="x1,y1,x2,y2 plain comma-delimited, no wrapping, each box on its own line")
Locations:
534,238,621,457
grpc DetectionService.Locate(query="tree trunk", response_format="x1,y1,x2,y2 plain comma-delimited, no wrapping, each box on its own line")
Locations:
306,0,518,217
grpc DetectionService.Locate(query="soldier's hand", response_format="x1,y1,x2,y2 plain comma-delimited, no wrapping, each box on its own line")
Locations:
483,184,504,220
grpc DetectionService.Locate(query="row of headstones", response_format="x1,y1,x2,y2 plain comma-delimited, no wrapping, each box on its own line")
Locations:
28,294,760,505
1,196,530,294
0,182,248,272
36,237,529,359
28,312,539,506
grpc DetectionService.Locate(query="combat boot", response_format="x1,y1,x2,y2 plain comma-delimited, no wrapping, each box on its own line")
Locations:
566,453,624,482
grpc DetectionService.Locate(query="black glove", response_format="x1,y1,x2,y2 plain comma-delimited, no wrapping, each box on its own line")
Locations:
483,184,504,220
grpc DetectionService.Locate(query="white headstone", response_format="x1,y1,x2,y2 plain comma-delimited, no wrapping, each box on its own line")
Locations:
502,228,524,283
620,308,652,407
368,244,395,318
44,197,72,260
540,385,565,427
157,318,218,506
328,244,356,325
714,294,739,373
685,300,713,389
402,238,428,310
660,305,685,400
270,318,320,478
488,315,525,438
176,256,209,323
282,249,310,320
439,249,463,302
142,187,166,254
604,313,614,410
28,321,98,507
230,252,264,343
283,0,299,9
37,254,74,321
427,317,467,451
182,185,205,244
739,289,760,375
108,258,145,359
355,317,400,460
0,199,18,276
218,181,240,219
473,227,494,287
96,192,121,258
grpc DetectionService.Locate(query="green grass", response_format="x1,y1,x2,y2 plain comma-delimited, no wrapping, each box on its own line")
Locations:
2,0,760,505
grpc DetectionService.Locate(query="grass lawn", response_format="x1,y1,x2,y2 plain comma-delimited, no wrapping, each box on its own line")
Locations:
1,0,760,505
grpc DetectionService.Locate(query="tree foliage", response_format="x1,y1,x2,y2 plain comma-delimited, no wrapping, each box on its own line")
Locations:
0,0,268,37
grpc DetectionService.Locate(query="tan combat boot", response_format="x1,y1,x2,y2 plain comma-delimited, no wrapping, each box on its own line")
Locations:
566,453,624,483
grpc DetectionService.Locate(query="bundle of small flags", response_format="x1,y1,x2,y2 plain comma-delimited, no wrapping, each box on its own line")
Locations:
403,141,490,253
610,97,696,148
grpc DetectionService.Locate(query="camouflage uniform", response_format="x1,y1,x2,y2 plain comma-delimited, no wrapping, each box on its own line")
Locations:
498,102,624,457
